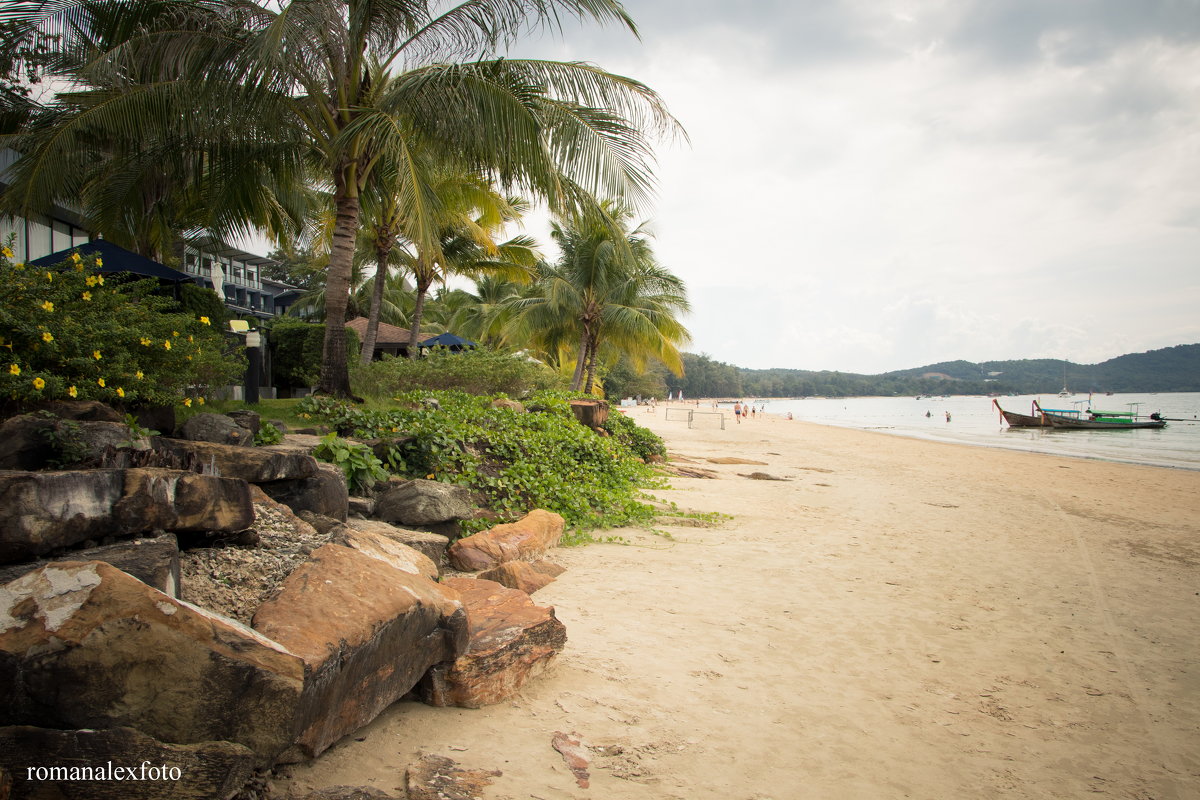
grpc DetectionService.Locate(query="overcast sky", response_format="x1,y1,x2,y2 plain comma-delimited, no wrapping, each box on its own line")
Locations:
506,0,1200,374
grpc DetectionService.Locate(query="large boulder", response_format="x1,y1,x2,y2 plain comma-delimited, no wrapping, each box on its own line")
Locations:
447,510,564,572
259,462,349,521
339,519,449,572
152,437,318,483
0,534,181,597
32,400,123,422
419,577,566,708
0,469,253,564
0,726,256,800
374,479,472,526
252,544,468,759
179,413,252,447
331,524,439,581
0,562,304,764
477,560,561,595
0,416,147,471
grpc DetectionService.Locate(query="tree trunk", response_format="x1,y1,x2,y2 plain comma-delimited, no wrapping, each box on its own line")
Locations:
583,334,599,395
316,188,360,397
360,239,393,366
407,273,431,359
569,332,588,391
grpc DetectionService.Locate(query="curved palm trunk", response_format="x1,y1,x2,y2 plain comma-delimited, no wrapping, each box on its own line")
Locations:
569,333,588,391
407,269,433,359
316,189,359,397
583,333,600,395
360,238,394,366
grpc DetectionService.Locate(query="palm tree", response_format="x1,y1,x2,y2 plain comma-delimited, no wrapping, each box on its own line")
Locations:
514,204,690,393
6,0,682,397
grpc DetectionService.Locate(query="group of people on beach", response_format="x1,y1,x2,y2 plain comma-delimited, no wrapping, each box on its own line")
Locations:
733,401,764,423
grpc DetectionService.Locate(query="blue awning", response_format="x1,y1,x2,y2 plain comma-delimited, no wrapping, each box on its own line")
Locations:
30,240,191,282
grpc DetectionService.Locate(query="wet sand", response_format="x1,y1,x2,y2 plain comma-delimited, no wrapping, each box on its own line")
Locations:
282,406,1200,799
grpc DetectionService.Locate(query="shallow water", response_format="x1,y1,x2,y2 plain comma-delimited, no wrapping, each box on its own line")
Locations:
728,393,1200,471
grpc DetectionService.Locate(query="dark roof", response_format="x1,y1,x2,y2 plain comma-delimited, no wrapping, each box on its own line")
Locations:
30,240,191,282
345,316,416,347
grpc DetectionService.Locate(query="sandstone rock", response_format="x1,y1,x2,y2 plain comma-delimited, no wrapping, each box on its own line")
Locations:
419,577,566,708
0,562,304,764
179,413,252,447
406,754,501,800
341,520,449,569
530,560,566,578
252,544,468,759
264,433,326,455
259,462,348,521
0,535,181,598
447,510,564,572
490,398,525,413
33,399,123,422
374,479,472,526
332,524,438,580
0,414,57,470
477,560,556,595
706,456,768,465
225,410,261,436
552,731,591,789
0,416,146,471
297,788,399,800
0,726,255,800
297,510,342,535
347,496,375,517
0,469,253,564
152,437,318,483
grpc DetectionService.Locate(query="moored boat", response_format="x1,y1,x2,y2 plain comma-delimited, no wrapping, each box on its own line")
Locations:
993,399,1048,427
1033,401,1167,430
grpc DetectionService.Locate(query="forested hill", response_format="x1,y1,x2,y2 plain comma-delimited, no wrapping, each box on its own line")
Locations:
666,344,1200,398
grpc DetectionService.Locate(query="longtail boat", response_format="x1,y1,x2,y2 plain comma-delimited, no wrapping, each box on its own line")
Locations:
993,399,1049,427
1033,401,1167,430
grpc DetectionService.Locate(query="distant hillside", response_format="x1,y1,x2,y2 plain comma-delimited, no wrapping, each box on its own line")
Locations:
667,344,1200,398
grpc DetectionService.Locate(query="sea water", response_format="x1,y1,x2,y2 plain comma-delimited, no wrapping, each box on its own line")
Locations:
727,393,1200,471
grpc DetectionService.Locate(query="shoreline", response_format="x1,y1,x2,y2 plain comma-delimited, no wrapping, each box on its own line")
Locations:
282,408,1200,799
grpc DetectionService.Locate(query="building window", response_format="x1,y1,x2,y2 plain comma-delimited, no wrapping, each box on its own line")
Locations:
26,215,51,261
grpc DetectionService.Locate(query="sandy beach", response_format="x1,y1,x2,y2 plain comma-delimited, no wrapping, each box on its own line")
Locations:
282,405,1200,799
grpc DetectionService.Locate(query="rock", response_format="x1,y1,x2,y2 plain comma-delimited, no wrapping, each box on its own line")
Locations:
341,520,449,568
530,560,566,578
551,731,591,789
264,433,327,455
259,462,348,521
347,496,375,517
297,788,400,800
706,456,768,465
331,524,439,580
477,561,556,595
0,562,304,764
490,398,525,413
0,416,147,471
179,413,252,447
297,510,342,535
0,469,253,564
406,754,501,800
374,479,472,526
0,414,57,470
225,410,261,436
152,437,318,483
252,544,468,759
419,577,566,708
32,400,123,422
0,535,181,598
447,510,564,573
0,726,255,799
738,471,791,481
125,405,176,438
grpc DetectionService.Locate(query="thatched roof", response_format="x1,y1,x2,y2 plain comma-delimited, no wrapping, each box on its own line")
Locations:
344,317,416,346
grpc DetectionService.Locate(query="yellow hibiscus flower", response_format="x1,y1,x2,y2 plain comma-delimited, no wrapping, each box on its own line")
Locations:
40,301,54,312
97,377,106,387
32,377,45,390
199,316,211,325
9,364,19,375
41,331,53,343
116,387,125,398
183,397,192,407
68,385,78,398
93,350,102,360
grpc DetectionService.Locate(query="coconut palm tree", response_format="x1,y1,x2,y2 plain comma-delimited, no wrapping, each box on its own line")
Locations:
513,204,690,393
6,0,681,397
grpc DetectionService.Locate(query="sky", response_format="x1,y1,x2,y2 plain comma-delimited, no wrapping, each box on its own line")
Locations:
501,0,1200,374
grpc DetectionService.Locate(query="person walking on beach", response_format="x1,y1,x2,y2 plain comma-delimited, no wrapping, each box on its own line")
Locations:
733,401,742,423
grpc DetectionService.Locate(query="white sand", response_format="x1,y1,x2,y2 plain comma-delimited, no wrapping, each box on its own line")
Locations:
282,406,1200,799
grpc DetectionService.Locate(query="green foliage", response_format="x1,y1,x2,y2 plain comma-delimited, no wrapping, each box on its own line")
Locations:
34,412,88,468
0,247,244,410
603,410,667,461
351,347,565,400
176,283,231,330
269,318,359,391
311,433,388,495
122,413,159,445
254,423,284,446
296,389,665,535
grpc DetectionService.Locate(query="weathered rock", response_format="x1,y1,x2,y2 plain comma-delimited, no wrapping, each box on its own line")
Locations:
259,462,348,521
552,731,591,789
347,496,375,518
331,524,438,580
447,510,564,573
179,413,252,447
0,535,181,598
252,544,468,759
297,510,342,535
263,433,326,456
374,479,472,526
32,400,123,422
340,519,449,569
0,469,253,564
406,754,502,800
152,437,318,483
738,471,790,481
0,416,147,471
530,560,566,578
706,456,768,465
0,414,57,470
0,562,304,764
297,788,399,800
225,410,260,436
419,577,566,708
0,726,255,800
490,398,525,413
477,560,556,595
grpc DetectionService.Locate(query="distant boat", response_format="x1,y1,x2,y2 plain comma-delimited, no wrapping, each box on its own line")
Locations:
1058,361,1071,397
1034,401,1167,430
993,399,1049,427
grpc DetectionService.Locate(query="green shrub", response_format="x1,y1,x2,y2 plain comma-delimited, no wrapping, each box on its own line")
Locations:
0,246,244,410
312,432,388,494
268,317,359,391
351,347,564,400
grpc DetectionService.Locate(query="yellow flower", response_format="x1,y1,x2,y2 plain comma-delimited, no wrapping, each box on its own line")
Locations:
196,397,204,405
85,276,98,287
32,377,45,391
93,350,102,360
70,252,81,264
172,330,179,337
68,385,77,398
188,335,194,343
163,340,171,350
140,337,152,346
199,316,211,325
42,331,53,343
97,377,106,388
183,397,192,407
95,257,103,267
135,370,144,380
116,387,125,398
40,301,54,312
96,275,104,285
9,364,19,375
1,246,12,259
45,271,53,281
82,291,92,301
185,355,192,361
